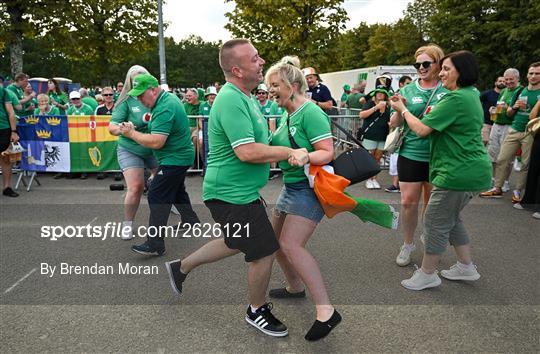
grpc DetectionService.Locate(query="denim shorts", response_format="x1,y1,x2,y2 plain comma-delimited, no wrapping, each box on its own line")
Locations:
117,146,158,171
362,138,385,151
275,180,325,223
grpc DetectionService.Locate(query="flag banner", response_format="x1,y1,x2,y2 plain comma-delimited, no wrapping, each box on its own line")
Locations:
17,115,120,172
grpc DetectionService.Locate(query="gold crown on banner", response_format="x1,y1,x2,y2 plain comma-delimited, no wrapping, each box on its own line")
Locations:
25,116,39,124
46,117,61,126
36,129,52,139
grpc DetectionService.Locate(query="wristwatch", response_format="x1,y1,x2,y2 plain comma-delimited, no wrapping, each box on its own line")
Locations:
11,130,17,133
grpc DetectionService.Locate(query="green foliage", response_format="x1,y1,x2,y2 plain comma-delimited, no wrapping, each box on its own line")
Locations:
225,0,348,68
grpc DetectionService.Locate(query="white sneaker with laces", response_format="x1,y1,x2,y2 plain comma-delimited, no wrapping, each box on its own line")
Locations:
533,212,540,219
502,180,510,193
513,158,522,172
365,179,373,189
372,179,381,189
441,262,480,281
401,268,441,290
396,244,415,266
121,222,134,240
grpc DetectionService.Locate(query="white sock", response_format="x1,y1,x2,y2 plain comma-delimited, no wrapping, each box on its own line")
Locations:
250,305,259,314
122,220,133,227
458,260,473,269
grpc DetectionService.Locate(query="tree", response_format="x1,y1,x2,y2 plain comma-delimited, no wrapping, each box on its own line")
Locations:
224,0,348,69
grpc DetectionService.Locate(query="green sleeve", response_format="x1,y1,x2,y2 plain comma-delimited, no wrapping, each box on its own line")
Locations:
303,107,332,144
7,90,19,106
421,92,458,132
221,99,255,148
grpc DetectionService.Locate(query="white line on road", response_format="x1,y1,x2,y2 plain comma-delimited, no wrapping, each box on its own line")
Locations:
86,217,98,227
3,268,37,294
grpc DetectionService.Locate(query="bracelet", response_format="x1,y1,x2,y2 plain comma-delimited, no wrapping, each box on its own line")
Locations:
11,130,17,133
401,109,409,117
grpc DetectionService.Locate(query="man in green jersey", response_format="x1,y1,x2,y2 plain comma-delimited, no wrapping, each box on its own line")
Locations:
163,39,309,338
122,73,200,256
0,77,20,197
66,91,94,115
7,73,35,118
183,88,202,158
481,62,540,202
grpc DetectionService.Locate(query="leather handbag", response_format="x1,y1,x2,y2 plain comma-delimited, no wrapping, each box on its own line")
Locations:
526,117,540,136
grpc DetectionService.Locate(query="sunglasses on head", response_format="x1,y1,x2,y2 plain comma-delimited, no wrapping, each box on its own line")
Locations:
102,94,113,96
413,61,433,70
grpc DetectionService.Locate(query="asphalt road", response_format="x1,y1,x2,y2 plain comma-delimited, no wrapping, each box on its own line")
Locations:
0,172,538,353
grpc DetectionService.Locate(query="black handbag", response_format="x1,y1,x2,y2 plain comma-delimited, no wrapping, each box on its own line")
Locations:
286,114,380,185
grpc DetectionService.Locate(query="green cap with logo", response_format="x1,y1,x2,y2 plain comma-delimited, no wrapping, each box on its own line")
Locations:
129,74,159,97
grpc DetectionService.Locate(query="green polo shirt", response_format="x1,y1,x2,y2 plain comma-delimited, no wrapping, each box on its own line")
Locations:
34,105,60,116
67,103,94,115
184,102,201,127
0,87,13,129
346,92,365,109
421,86,492,191
48,92,68,115
203,82,270,204
510,87,540,132
148,91,194,166
110,97,153,157
82,96,99,111
199,102,212,117
495,86,523,125
6,84,26,117
271,101,332,183
398,79,448,162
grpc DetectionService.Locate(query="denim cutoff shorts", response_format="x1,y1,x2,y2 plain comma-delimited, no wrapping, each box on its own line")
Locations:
275,179,325,223
117,146,158,171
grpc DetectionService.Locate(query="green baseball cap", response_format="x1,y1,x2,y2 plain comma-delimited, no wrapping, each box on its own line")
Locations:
343,84,351,91
129,74,159,97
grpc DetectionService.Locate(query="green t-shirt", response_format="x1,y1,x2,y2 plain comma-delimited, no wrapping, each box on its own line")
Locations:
22,96,37,117
0,87,13,129
199,102,212,117
48,92,68,115
495,86,523,125
203,82,270,204
67,103,94,115
184,102,201,127
510,87,540,132
346,93,365,109
340,92,348,103
110,97,153,157
6,90,20,108
271,101,332,183
34,105,60,116
6,84,25,117
148,91,194,166
421,86,492,191
82,96,99,111
398,79,448,162
258,99,281,117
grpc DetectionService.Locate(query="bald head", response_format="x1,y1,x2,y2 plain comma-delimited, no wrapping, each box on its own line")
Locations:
219,38,251,78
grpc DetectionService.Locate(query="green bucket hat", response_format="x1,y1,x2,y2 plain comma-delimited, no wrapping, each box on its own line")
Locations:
129,74,159,97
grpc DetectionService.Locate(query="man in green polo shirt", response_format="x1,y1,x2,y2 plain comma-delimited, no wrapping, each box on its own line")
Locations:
163,39,309,338
7,73,34,118
66,91,94,115
0,78,20,197
121,73,199,256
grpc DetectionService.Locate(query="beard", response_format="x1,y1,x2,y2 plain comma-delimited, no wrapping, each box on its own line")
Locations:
496,84,506,89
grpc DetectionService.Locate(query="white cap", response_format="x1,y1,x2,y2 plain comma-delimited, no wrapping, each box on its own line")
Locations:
205,86,217,96
257,83,268,92
69,91,81,99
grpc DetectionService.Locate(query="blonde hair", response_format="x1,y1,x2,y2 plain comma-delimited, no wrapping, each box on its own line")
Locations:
37,93,49,103
116,65,150,106
264,56,307,94
415,44,445,66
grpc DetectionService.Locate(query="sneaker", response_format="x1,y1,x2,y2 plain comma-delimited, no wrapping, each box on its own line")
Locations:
2,187,19,197
121,222,134,240
401,268,441,290
533,212,540,219
371,179,381,189
513,158,522,172
80,173,88,180
269,287,306,299
396,244,415,266
96,172,106,180
440,262,480,281
479,188,503,198
511,190,521,204
365,179,373,189
501,181,510,193
165,259,187,295
245,303,288,337
131,242,165,256
171,205,180,215
513,203,524,210
385,185,400,193
114,173,122,181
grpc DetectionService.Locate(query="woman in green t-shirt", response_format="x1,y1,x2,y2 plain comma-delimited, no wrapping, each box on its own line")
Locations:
390,50,492,291
265,56,341,341
47,78,68,115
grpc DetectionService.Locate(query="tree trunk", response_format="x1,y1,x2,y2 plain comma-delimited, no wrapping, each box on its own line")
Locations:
10,34,23,77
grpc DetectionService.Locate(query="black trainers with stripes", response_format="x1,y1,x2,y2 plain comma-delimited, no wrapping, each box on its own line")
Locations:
245,302,288,337
165,259,187,295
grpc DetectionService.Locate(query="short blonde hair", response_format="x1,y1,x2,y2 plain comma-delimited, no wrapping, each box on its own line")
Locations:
415,44,445,66
37,93,49,103
264,56,307,94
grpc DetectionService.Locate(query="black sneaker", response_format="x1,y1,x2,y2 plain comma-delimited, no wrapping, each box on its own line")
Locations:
269,287,306,299
96,173,106,180
385,185,400,193
2,187,19,197
165,259,187,295
245,303,288,337
114,173,122,181
80,173,88,180
131,242,166,256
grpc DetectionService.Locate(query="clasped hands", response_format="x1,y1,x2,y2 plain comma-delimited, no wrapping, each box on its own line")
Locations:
119,122,135,137
288,148,309,167
389,94,407,113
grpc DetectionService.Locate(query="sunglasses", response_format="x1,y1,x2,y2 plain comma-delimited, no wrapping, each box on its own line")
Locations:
413,61,434,70
71,98,80,100
256,91,267,95
102,94,113,96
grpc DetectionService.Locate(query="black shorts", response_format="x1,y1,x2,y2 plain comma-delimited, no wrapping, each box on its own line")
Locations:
0,128,11,153
397,155,430,183
205,198,279,262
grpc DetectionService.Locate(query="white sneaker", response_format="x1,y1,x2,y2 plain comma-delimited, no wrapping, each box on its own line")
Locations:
371,179,381,189
171,205,180,215
401,268,441,290
513,203,524,210
533,212,540,219
365,180,373,189
502,180,510,193
513,158,522,172
396,244,415,266
440,262,480,281
121,222,134,240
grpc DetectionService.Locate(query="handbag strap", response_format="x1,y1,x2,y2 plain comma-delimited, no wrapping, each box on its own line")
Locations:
332,118,364,146
360,106,382,137
286,113,301,149
418,81,442,119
